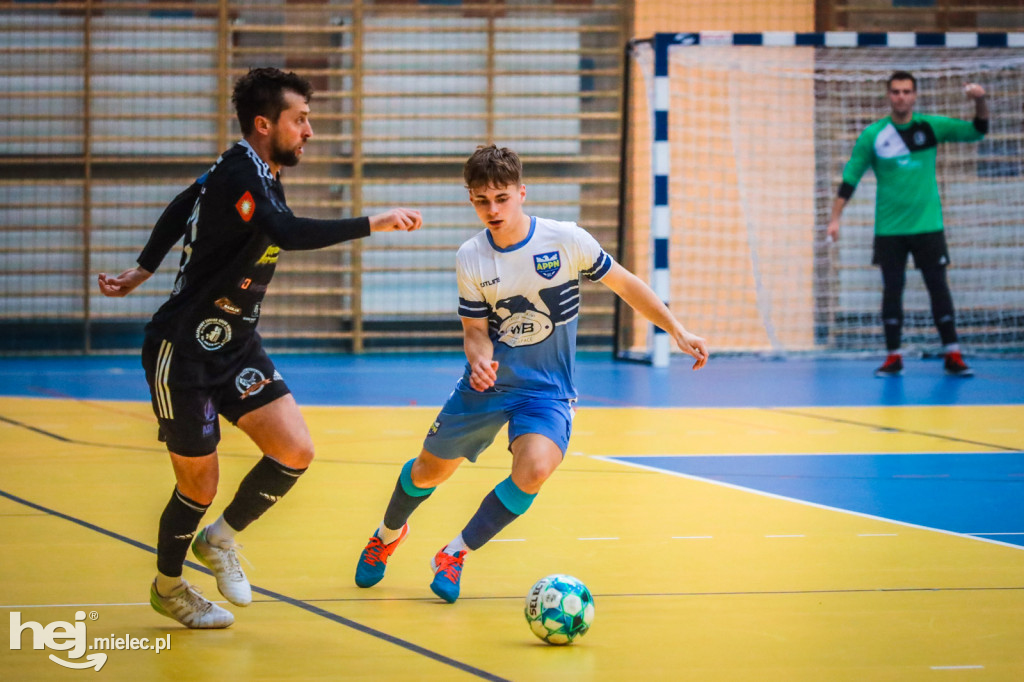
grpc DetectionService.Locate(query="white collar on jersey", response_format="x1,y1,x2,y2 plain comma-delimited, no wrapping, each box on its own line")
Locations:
237,139,277,182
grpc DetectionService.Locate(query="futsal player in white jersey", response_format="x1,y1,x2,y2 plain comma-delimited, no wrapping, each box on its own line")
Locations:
354,144,709,602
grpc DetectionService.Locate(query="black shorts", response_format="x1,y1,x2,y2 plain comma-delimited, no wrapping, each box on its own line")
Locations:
872,231,950,270
141,334,291,457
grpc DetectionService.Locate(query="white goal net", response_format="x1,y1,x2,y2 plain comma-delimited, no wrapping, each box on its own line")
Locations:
620,33,1024,360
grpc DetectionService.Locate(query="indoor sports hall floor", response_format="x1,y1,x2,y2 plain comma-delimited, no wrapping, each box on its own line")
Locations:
1,352,1022,681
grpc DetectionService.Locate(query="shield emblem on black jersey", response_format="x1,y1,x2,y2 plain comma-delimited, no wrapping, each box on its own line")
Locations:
533,251,561,280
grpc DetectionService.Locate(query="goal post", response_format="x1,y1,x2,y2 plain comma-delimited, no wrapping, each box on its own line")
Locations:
617,31,1024,364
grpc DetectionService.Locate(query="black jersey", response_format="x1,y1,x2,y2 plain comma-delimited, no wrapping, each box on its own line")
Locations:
140,140,370,359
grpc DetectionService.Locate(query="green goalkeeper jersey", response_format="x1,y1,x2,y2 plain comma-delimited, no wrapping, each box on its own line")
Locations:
840,112,985,236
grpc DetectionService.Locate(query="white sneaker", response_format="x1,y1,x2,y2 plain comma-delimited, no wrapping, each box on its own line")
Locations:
192,528,252,607
150,580,234,629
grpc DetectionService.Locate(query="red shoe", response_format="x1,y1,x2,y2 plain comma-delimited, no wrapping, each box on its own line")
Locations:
944,351,974,377
874,353,903,377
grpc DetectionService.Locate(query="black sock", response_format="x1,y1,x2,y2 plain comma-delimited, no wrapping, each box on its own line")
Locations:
383,479,434,530
222,455,306,532
382,458,435,530
461,490,519,551
157,488,209,577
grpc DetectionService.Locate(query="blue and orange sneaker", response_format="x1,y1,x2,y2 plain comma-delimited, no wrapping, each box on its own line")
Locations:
429,548,466,603
354,524,408,588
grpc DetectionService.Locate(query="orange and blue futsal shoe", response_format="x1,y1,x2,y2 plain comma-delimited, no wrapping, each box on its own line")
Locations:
354,523,408,588
429,548,466,603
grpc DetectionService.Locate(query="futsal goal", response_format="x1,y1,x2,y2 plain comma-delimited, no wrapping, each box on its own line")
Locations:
617,32,1024,364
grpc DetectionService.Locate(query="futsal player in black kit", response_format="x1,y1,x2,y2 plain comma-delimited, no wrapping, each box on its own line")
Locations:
98,68,422,628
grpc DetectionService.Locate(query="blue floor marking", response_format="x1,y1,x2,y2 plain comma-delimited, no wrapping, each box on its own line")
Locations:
2,354,1023,407
613,453,1024,548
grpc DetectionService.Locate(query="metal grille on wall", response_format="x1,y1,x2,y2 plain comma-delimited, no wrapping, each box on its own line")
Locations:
0,0,627,354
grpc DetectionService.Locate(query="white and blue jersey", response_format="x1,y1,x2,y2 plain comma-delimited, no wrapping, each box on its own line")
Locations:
456,216,613,399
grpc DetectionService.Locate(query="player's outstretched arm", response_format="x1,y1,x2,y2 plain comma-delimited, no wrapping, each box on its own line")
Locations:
827,196,847,242
369,208,423,232
600,262,708,370
461,316,498,391
97,266,153,298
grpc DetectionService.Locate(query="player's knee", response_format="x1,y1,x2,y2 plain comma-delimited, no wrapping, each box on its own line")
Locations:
516,460,558,492
170,452,219,504
411,450,458,488
177,479,218,506
280,437,315,469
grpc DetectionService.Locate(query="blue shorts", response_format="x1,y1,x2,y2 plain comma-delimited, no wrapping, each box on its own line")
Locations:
423,384,575,462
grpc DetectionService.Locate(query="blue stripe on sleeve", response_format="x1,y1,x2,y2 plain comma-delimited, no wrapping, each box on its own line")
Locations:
583,251,613,281
458,298,491,318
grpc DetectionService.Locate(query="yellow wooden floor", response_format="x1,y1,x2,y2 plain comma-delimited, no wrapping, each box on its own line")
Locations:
2,396,1023,681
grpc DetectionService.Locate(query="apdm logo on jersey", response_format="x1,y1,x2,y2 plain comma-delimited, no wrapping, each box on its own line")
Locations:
497,310,554,347
195,318,232,351
235,191,255,222
533,251,561,280
235,367,272,399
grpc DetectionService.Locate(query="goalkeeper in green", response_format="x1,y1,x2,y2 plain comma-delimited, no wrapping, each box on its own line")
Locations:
827,71,988,377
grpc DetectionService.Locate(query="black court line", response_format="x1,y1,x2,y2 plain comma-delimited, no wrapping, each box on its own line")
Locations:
0,487,509,682
769,407,1024,453
0,414,165,453
1,412,648,476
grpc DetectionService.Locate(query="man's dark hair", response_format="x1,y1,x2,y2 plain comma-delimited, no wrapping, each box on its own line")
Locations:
463,144,522,190
887,71,917,91
232,67,314,136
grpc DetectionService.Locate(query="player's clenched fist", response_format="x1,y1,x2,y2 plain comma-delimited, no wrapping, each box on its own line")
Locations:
963,83,985,99
468,359,499,392
369,208,423,232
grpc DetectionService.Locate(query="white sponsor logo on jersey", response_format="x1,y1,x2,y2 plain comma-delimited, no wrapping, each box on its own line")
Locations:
497,310,554,347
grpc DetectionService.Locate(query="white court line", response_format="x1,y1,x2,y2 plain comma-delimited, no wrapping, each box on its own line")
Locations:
930,665,984,670
578,537,619,541
966,532,1024,536
593,456,1024,552
858,533,898,537
672,535,713,539
766,534,805,538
